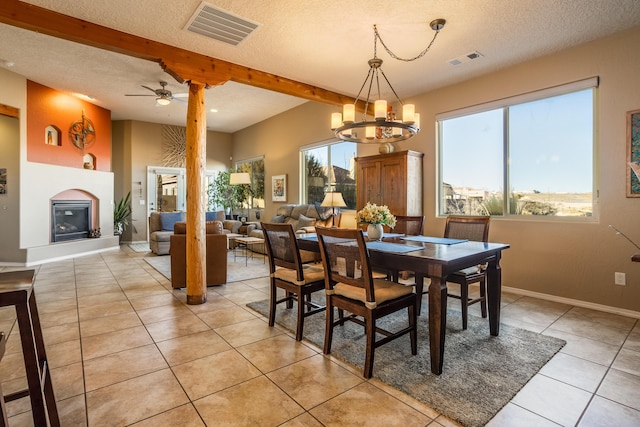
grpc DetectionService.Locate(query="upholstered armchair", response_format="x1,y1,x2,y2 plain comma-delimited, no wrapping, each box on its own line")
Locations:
169,221,228,288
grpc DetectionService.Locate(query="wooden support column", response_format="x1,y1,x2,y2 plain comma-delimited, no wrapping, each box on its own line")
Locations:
185,82,207,305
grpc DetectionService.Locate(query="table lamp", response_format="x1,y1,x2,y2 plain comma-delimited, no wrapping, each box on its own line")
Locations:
321,191,346,227
229,172,251,222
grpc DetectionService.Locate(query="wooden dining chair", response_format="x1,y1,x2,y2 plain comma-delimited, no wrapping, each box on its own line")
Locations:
444,215,491,329
392,215,424,280
393,215,424,236
315,227,417,378
262,222,326,341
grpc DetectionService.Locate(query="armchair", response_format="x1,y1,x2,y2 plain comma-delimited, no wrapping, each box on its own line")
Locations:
169,221,228,288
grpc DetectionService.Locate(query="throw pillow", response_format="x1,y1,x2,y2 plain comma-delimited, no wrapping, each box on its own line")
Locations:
298,214,316,229
205,211,224,221
271,214,286,223
314,202,334,220
160,212,183,231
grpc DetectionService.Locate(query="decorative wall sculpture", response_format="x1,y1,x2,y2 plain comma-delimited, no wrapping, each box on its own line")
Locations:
161,125,186,168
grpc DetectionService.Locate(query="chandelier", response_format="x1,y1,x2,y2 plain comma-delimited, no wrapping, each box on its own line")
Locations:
331,19,446,144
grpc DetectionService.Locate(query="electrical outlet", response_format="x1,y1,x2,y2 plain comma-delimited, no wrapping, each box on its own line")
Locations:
615,272,626,286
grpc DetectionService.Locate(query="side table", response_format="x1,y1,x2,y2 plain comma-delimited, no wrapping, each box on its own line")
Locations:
233,236,266,266
0,270,59,426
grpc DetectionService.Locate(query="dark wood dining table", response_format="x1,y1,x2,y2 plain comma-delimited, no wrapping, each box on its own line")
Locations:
297,233,510,375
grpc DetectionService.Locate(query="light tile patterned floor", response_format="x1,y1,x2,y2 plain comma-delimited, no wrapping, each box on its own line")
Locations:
0,246,638,426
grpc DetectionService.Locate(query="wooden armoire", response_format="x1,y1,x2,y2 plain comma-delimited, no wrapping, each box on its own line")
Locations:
355,150,424,216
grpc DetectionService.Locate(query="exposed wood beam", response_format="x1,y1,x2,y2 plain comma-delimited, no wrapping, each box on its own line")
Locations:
0,103,19,119
0,0,356,109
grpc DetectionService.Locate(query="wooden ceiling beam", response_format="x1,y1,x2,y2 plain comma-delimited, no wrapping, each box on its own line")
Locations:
0,0,355,108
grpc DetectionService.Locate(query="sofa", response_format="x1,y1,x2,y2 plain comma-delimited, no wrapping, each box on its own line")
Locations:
169,221,228,288
149,211,241,255
246,203,335,257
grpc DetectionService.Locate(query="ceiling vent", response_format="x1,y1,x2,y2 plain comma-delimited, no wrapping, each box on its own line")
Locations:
185,2,259,46
448,51,484,66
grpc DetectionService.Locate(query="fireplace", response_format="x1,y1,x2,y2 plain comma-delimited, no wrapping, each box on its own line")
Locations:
51,200,92,242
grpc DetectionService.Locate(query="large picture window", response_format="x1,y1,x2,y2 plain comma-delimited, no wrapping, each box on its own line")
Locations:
236,157,265,209
301,141,357,209
438,78,596,219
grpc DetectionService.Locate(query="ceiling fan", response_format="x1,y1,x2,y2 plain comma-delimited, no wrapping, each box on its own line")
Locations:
125,81,188,106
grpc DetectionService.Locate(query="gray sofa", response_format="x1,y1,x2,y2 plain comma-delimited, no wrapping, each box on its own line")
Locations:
246,203,335,255
149,211,241,255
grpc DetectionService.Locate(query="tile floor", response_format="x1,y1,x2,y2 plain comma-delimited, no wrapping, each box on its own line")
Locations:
0,246,638,426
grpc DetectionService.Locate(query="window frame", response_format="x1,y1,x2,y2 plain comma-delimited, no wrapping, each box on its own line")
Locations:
436,77,599,221
299,139,357,209
235,155,265,209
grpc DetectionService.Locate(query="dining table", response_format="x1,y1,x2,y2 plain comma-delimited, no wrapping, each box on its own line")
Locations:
297,232,510,375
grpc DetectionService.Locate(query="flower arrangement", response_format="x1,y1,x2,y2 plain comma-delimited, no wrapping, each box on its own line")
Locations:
355,202,397,228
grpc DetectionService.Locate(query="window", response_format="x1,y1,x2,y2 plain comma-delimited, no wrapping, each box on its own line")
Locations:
301,141,357,209
236,157,265,209
438,78,596,219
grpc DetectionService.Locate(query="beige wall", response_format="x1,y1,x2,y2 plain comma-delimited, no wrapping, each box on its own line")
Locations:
232,101,338,220
112,120,233,242
0,114,24,262
231,27,640,313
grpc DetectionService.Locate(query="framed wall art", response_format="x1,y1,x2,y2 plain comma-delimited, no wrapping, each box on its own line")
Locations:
627,109,640,197
272,174,287,202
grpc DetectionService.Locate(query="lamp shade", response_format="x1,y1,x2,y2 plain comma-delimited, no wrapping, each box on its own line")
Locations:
229,172,251,185
321,192,347,208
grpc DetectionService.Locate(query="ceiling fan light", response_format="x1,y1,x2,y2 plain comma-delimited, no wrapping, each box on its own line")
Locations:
156,97,171,106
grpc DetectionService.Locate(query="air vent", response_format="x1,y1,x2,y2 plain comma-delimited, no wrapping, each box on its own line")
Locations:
448,51,484,66
185,2,259,46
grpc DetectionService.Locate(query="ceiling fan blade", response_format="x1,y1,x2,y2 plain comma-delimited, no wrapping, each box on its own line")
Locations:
170,97,187,104
125,94,155,96
140,85,159,94
172,92,189,98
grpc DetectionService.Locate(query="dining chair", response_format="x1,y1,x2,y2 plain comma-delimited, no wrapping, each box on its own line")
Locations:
315,226,417,378
392,215,424,280
444,215,491,330
393,215,424,236
261,222,326,341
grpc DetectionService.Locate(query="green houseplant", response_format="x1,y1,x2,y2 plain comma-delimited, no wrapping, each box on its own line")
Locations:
114,191,132,236
207,171,246,217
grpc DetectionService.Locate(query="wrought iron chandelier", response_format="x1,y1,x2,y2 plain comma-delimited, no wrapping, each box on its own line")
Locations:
331,19,446,144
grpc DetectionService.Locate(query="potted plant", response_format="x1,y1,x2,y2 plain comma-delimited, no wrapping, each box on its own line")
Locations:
114,191,132,236
208,170,246,218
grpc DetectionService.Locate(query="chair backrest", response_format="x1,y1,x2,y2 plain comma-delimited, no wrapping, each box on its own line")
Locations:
444,216,490,242
315,227,376,304
394,215,424,236
261,222,305,281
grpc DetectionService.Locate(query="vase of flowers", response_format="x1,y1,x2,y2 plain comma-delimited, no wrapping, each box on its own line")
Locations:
356,202,396,241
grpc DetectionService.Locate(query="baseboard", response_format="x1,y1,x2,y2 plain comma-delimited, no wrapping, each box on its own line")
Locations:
502,286,640,320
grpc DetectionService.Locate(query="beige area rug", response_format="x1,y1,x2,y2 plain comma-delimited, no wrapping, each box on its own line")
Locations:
128,243,151,253
144,251,269,283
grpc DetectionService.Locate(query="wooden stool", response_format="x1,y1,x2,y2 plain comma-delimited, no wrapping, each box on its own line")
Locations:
0,270,59,426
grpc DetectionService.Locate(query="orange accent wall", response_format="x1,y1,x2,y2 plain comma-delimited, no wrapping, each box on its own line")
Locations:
27,81,112,171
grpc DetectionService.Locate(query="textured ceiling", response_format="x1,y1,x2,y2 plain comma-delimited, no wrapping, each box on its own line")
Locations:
1,0,640,133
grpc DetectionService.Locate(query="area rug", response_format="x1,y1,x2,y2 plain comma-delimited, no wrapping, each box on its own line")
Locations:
246,298,566,427
144,252,269,283
128,243,151,253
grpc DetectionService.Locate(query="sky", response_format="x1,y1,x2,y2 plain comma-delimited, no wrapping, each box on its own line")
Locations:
441,89,593,194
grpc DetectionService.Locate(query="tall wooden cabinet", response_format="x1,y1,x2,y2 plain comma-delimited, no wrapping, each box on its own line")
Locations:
355,150,424,216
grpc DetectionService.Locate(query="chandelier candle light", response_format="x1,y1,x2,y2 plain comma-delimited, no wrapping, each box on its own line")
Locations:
331,19,446,144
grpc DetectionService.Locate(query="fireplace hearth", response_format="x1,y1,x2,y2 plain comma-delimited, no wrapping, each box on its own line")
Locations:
51,200,92,242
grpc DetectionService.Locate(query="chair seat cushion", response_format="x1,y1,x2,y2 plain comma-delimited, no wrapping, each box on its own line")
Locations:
334,279,413,309
273,264,325,285
451,266,483,278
